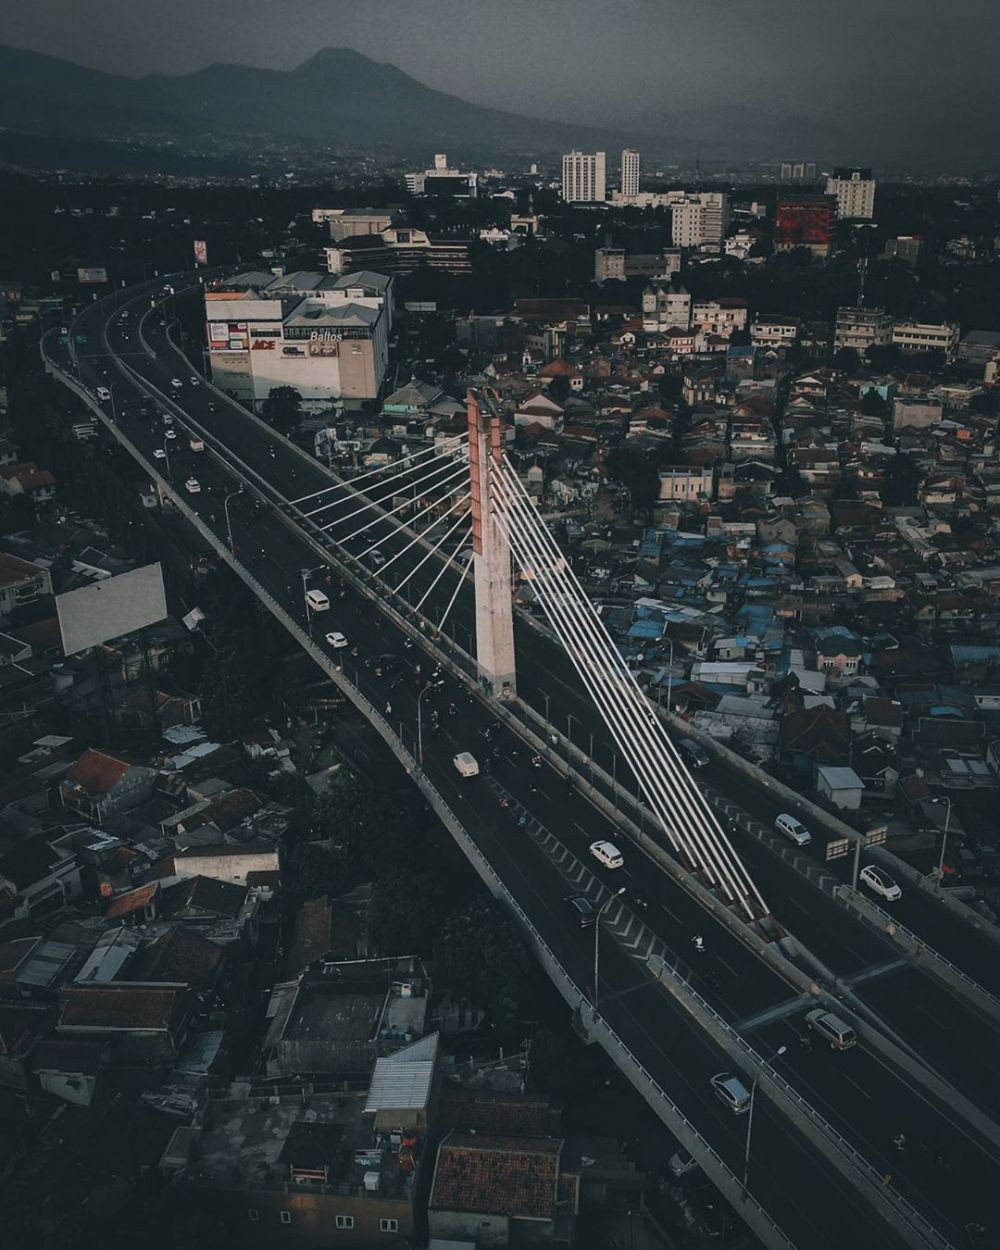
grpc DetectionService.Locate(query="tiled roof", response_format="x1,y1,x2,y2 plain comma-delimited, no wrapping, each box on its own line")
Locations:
430,1132,561,1220
60,984,187,1032
127,927,223,991
66,748,130,796
160,875,246,919
439,1090,555,1137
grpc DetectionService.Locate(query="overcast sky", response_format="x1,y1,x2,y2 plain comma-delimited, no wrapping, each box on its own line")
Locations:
2,0,996,142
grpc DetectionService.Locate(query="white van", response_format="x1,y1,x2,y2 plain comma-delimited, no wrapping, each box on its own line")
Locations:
453,752,480,778
775,814,811,847
96,386,111,402
305,589,330,613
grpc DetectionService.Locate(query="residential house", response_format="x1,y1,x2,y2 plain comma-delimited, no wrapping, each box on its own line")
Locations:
0,553,52,619
57,983,192,1063
59,748,156,821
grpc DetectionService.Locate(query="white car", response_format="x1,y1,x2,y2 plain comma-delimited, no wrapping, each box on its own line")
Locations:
589,840,624,870
164,428,177,440
859,865,901,902
170,378,182,390
184,477,201,494
325,631,348,649
189,376,201,386
453,752,480,778
153,448,167,460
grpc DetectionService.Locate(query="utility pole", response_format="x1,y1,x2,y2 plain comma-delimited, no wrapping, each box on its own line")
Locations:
467,388,516,699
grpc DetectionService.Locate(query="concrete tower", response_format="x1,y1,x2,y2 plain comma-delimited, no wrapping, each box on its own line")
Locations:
620,148,640,199
467,389,516,699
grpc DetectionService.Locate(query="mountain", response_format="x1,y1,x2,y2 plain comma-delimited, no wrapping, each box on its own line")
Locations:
0,43,640,167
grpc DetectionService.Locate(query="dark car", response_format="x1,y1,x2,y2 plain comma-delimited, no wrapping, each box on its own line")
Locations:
565,895,596,928
678,738,710,769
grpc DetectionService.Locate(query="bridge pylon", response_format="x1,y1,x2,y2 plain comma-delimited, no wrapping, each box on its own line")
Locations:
467,388,516,699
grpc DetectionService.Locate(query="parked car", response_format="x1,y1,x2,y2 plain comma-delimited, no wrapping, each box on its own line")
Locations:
859,865,901,902
589,840,624,870
678,738,709,769
564,895,596,928
710,1072,752,1114
325,631,348,649
184,478,201,494
668,1147,698,1177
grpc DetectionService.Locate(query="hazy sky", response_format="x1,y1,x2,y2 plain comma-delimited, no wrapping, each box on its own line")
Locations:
2,0,997,140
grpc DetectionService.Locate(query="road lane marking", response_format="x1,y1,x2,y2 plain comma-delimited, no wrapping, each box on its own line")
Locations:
842,1074,872,1101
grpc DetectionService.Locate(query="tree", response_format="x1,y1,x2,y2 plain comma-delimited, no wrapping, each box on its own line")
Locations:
261,385,302,431
832,346,860,374
860,389,887,417
198,646,260,740
880,454,923,506
370,869,450,955
605,446,661,513
866,343,902,373
435,898,535,1038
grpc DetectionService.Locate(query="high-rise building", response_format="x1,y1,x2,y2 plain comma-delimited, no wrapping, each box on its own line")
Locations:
670,192,729,249
826,167,876,219
562,151,607,203
775,194,837,257
781,161,817,182
405,152,478,197
620,149,640,199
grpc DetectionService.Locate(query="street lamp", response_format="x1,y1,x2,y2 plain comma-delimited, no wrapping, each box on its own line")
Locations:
932,797,952,881
416,681,441,766
593,887,626,1014
223,486,243,551
744,1045,787,1191
665,637,675,710
540,689,550,723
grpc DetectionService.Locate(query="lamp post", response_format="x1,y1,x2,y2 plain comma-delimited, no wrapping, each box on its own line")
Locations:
223,486,243,551
593,887,626,1014
932,797,952,880
665,636,675,710
540,689,551,723
744,1045,787,1191
416,681,438,766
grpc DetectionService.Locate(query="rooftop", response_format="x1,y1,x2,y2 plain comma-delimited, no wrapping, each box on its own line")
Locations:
430,1132,562,1220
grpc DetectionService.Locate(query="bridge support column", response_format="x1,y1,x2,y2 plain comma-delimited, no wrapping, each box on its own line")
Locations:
467,388,516,699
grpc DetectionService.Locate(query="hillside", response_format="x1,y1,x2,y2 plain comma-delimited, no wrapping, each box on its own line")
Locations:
0,43,640,165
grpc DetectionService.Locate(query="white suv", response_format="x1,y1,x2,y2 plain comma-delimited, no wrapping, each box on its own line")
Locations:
859,865,901,901
589,840,624,870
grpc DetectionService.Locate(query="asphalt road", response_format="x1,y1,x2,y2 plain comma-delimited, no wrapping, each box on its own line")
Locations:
45,276,1000,1246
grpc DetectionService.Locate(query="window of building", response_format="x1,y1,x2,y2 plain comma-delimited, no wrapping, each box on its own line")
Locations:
379,1218,399,1233
248,1209,260,1222
335,1216,355,1230
280,1212,292,1225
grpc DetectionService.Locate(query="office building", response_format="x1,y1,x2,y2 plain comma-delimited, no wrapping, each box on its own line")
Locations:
405,153,478,198
620,149,640,199
562,151,606,203
834,306,892,354
826,167,876,220
204,270,392,409
642,282,692,331
781,161,818,182
324,227,470,275
774,194,837,258
891,321,960,357
671,193,729,249
595,247,679,281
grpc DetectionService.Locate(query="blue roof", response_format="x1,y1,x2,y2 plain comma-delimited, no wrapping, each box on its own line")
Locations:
629,619,665,640
951,645,1000,661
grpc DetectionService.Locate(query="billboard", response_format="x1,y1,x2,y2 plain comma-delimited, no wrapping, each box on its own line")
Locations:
56,563,168,656
193,239,208,266
208,321,248,353
77,267,108,285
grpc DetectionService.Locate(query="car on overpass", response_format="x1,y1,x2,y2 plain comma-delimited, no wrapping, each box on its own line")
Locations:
859,864,902,902
325,631,348,649
184,478,201,494
590,840,624,870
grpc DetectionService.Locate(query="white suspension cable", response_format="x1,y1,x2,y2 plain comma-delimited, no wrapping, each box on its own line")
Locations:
392,512,472,597
494,466,758,909
437,546,475,635
494,462,765,917
415,537,473,618
352,475,470,560
326,460,469,541
290,435,466,507
358,492,470,572
307,445,467,521
498,461,765,915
